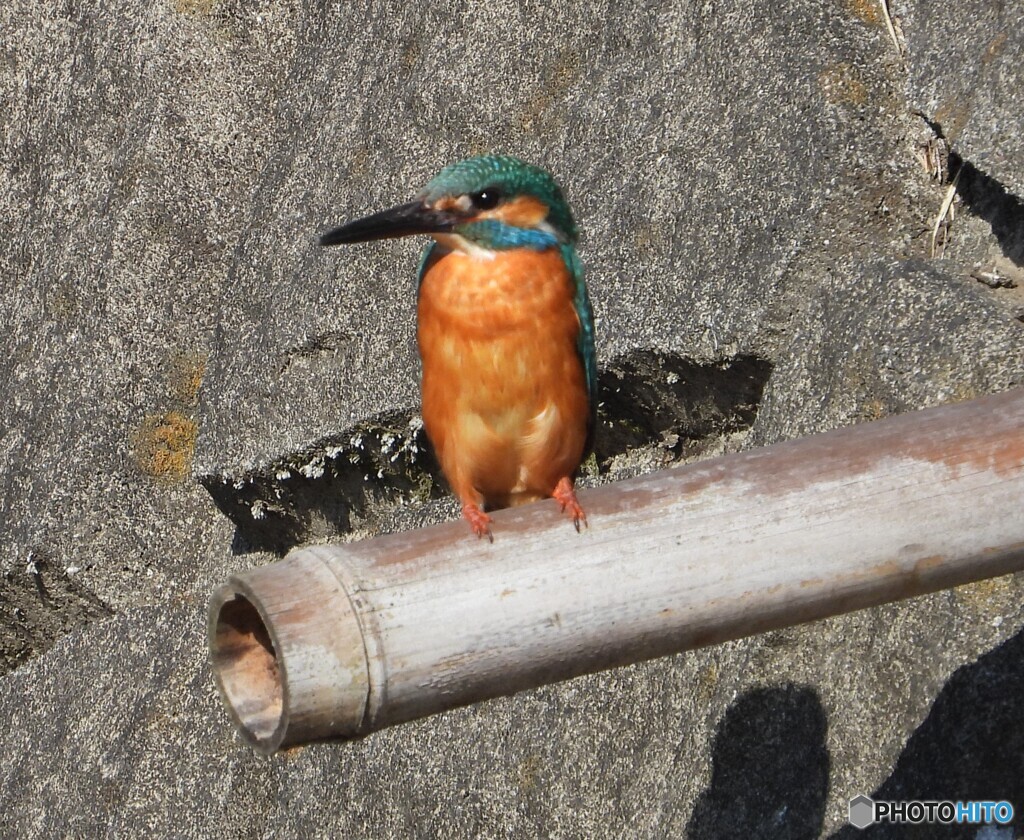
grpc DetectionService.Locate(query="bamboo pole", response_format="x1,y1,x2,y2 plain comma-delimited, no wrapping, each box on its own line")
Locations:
209,388,1024,753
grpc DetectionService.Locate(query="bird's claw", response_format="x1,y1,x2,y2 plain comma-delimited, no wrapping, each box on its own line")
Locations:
461,503,493,542
553,477,587,532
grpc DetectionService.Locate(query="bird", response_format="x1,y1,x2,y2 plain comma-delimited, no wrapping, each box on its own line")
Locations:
319,155,596,539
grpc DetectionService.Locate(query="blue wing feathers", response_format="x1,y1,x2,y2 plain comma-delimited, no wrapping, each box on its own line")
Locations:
560,244,598,457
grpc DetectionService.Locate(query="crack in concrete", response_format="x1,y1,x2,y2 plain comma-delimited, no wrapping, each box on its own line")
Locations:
200,351,773,554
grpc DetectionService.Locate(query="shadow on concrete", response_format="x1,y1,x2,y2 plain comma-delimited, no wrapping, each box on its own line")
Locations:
830,623,1024,839
922,111,1024,268
953,156,1024,269
687,683,830,840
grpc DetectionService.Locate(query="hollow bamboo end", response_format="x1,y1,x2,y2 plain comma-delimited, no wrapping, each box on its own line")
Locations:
209,588,287,752
208,550,370,754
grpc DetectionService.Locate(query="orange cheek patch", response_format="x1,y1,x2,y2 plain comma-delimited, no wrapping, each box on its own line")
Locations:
483,195,549,228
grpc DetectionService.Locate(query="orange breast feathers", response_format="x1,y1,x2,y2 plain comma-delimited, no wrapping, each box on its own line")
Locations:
417,246,589,512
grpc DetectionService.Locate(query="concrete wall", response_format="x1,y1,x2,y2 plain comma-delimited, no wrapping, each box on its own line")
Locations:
2,0,1022,835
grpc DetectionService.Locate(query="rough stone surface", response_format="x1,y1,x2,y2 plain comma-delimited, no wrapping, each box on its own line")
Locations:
904,0,1024,198
2,0,1023,836
752,256,1024,444
2,582,1022,837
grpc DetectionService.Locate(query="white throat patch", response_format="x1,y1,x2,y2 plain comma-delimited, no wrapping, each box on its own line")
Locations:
432,232,497,261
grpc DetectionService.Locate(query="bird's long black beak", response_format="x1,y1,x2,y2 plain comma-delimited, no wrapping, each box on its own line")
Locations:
319,200,459,246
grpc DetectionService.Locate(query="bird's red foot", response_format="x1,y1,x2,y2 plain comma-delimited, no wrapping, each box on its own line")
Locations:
553,477,587,532
461,503,493,542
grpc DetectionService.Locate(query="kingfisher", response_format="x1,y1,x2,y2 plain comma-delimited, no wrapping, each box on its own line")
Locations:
319,155,596,539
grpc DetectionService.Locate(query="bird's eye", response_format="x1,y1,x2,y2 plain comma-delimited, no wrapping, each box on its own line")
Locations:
469,188,502,210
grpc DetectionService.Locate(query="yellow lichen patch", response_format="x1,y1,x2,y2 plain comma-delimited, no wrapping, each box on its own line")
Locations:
693,661,719,707
168,351,208,407
517,47,582,134
631,219,670,253
514,753,543,793
935,97,972,141
818,63,869,107
857,398,888,422
133,411,198,480
399,36,422,75
173,0,219,14
845,0,881,26
46,280,80,322
954,575,1015,614
982,32,1008,64
346,145,371,179
950,380,981,404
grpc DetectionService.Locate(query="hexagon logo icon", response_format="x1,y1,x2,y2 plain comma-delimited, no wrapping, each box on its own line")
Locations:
849,795,875,829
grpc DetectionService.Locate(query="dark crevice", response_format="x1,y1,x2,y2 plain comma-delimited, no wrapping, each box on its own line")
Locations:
200,412,446,555
595,352,772,465
0,549,114,676
914,110,945,142
201,351,773,555
276,330,352,375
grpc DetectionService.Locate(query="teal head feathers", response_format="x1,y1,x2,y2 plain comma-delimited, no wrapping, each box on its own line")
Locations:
319,154,578,252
